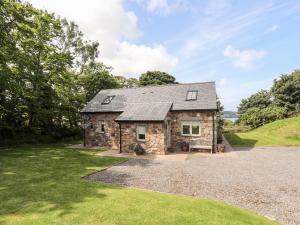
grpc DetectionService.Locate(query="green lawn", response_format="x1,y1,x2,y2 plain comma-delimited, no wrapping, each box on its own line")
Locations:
224,115,300,147
0,144,278,225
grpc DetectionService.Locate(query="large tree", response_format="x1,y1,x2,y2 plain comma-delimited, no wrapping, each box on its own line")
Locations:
237,90,272,116
115,76,139,88
271,70,300,112
139,71,177,86
0,0,121,144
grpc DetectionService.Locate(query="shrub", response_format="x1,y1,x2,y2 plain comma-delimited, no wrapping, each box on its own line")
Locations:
133,143,146,155
239,105,287,128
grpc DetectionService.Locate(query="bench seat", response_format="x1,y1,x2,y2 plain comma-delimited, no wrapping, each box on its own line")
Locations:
188,138,213,153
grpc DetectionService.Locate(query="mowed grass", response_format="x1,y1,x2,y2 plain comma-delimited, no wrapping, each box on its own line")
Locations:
225,115,300,147
0,144,278,225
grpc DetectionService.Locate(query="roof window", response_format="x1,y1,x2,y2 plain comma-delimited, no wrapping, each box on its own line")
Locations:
186,90,198,101
102,95,115,104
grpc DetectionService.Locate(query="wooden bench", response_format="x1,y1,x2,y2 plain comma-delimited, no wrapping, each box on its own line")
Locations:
188,138,213,154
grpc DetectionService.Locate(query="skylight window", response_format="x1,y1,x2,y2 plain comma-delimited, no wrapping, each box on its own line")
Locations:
101,95,115,104
186,90,198,101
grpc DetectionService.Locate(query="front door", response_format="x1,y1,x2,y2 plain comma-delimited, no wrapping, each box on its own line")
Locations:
166,120,171,148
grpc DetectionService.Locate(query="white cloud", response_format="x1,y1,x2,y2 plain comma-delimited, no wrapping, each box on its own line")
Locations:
103,42,178,76
266,24,279,33
220,78,230,87
140,0,189,15
203,0,231,16
223,45,267,69
147,0,168,12
26,0,177,76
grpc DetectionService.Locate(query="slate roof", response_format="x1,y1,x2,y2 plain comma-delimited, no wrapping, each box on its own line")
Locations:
115,102,172,121
81,82,217,121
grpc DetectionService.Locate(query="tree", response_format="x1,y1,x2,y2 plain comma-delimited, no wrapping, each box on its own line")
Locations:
80,63,120,101
271,70,300,112
239,105,287,128
216,97,224,143
139,71,177,86
237,90,272,116
115,76,139,88
0,0,122,144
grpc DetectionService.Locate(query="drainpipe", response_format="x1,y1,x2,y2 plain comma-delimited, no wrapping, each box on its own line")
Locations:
83,117,86,147
212,111,215,154
119,122,122,153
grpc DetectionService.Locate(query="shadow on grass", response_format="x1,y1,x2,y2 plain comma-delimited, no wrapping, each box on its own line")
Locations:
0,146,125,218
224,132,258,149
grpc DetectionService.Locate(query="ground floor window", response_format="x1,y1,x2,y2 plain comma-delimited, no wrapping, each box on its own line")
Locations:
181,121,200,136
97,120,105,133
136,125,146,141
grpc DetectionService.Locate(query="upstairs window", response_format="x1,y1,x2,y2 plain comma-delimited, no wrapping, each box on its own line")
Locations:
186,90,198,101
102,95,115,104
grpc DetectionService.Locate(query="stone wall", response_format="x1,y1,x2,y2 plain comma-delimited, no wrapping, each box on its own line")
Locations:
84,113,120,149
169,111,215,150
120,122,166,155
83,110,216,153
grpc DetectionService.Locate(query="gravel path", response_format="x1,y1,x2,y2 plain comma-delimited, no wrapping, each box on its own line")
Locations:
87,147,300,225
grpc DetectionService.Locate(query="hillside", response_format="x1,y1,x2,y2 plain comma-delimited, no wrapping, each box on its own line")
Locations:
224,111,238,118
224,115,300,147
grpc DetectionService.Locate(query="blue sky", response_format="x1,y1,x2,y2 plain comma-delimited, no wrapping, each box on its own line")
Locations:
28,0,300,110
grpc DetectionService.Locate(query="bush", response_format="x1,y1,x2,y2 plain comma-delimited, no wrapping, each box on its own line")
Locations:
239,105,287,128
133,143,146,155
0,126,81,146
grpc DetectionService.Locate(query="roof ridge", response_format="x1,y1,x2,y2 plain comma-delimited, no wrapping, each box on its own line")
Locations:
102,81,215,91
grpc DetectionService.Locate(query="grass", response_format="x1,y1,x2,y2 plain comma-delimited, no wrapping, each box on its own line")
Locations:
224,115,300,147
0,144,279,225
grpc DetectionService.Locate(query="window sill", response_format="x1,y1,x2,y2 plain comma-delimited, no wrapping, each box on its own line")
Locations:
181,134,200,137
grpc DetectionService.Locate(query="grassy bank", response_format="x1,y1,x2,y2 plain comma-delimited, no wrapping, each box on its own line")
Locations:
224,115,300,147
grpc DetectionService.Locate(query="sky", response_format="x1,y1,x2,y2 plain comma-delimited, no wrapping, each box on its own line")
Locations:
26,0,300,111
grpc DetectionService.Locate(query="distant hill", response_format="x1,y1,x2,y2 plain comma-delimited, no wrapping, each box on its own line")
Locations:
224,111,238,118
224,115,300,147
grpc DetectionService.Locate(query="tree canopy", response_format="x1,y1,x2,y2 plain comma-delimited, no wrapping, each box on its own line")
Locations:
139,71,177,86
237,90,272,116
271,70,300,112
0,0,120,144
237,70,299,128
0,0,181,145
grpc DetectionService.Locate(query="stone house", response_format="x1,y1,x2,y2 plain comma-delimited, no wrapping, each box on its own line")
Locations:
81,82,218,154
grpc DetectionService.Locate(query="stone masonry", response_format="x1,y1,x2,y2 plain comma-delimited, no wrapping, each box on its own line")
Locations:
84,113,120,149
120,122,166,155
83,111,215,154
169,111,215,150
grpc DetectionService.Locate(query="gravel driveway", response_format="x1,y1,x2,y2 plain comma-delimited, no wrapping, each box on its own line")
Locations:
87,147,300,225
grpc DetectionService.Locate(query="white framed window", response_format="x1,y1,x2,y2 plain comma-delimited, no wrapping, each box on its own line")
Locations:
186,90,198,101
181,121,200,136
97,120,105,133
136,125,146,141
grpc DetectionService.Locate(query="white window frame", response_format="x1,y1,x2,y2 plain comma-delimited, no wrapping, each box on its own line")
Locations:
136,125,146,141
97,120,105,133
181,121,200,136
186,90,198,101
